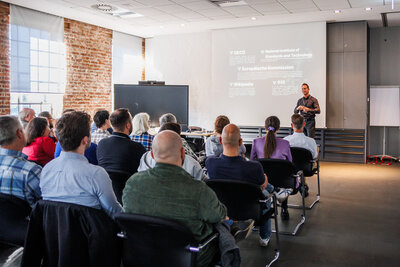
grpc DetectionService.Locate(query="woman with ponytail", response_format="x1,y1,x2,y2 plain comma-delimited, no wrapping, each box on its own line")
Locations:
250,116,292,161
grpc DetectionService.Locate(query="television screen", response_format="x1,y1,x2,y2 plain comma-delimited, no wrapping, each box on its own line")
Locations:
114,84,189,127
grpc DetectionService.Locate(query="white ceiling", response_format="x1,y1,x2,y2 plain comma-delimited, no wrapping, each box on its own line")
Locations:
3,0,400,37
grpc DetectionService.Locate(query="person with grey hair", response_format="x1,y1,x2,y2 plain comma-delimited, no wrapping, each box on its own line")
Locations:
132,112,153,151
123,130,227,267
0,115,42,206
159,112,177,126
19,108,36,129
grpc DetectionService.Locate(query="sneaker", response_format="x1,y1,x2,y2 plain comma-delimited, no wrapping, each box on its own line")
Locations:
274,188,293,203
281,207,290,220
231,219,255,242
259,236,270,247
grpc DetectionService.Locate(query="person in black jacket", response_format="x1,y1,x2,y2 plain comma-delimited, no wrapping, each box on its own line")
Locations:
97,108,146,175
294,83,320,138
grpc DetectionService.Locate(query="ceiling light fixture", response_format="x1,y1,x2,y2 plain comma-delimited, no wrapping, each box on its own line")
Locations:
181,23,185,27
392,0,394,10
209,0,248,8
365,7,372,11
251,17,256,20
334,10,341,14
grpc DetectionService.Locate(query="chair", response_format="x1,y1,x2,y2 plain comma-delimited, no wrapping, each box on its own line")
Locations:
107,170,131,203
21,200,121,267
206,179,280,267
258,159,306,236
0,193,31,265
290,147,321,209
114,213,219,267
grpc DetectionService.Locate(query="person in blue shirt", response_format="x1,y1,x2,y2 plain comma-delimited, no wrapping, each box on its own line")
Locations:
40,111,122,218
54,141,98,165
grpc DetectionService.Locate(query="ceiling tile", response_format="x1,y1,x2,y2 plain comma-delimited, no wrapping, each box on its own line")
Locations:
348,0,385,8
174,11,206,19
135,0,175,7
196,8,231,16
249,3,287,12
155,4,192,13
180,1,217,10
279,0,318,10
222,6,261,16
313,0,351,10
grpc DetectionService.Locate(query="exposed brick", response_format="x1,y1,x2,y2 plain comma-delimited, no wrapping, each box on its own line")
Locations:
0,1,9,115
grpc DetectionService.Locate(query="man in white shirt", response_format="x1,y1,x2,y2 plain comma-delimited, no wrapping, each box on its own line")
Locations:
284,114,318,159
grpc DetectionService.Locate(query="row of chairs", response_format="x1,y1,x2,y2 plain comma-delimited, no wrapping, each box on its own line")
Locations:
0,147,320,267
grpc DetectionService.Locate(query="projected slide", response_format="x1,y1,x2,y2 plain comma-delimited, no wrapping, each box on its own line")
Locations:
211,22,326,128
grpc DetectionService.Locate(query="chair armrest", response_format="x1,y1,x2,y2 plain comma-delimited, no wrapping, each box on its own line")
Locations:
189,233,219,252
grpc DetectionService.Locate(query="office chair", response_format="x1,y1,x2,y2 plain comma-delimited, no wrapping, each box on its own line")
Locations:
114,213,219,267
258,159,306,236
290,147,320,209
206,179,280,267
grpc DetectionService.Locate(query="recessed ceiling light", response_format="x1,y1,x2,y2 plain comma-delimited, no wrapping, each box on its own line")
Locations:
334,10,341,14
180,23,185,27
159,26,164,29
365,7,372,11
251,17,256,20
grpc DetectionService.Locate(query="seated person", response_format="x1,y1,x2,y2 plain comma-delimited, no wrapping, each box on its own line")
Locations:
40,111,122,218
18,108,35,129
205,115,246,157
138,122,208,181
90,108,113,134
91,110,112,145
97,108,146,175
250,116,293,220
38,111,56,142
131,112,153,151
54,139,98,165
123,130,227,267
0,116,42,206
159,113,200,162
284,114,318,159
22,117,56,166
206,124,289,247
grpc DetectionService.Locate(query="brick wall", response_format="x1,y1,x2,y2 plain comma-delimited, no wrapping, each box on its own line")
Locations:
0,2,9,115
63,19,113,115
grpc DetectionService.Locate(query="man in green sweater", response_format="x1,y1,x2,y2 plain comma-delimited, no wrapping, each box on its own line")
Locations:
123,130,227,266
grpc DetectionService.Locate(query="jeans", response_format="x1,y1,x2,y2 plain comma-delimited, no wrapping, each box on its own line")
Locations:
304,118,316,138
260,183,274,239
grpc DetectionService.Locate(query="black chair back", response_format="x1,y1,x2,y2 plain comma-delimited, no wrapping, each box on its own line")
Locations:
107,171,131,203
290,147,314,176
258,159,297,189
0,193,31,246
206,179,266,222
21,200,121,267
114,213,197,267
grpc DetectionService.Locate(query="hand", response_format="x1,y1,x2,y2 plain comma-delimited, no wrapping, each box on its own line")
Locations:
260,174,268,190
224,216,229,221
296,105,303,111
303,107,309,112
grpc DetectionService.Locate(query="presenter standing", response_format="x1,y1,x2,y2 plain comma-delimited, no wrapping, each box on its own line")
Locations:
294,83,320,138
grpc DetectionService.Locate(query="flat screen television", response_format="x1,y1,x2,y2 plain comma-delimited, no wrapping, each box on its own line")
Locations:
114,84,189,127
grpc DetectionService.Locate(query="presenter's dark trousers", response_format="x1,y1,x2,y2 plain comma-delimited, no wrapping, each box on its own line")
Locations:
304,118,315,139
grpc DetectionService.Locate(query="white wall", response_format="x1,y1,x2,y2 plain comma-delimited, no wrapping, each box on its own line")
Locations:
145,32,213,128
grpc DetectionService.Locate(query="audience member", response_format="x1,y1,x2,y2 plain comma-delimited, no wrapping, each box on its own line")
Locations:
206,124,290,246
0,116,41,206
205,115,246,157
91,110,112,144
131,112,153,151
138,122,208,181
40,111,122,218
159,113,199,161
250,116,293,220
123,130,227,266
22,117,56,166
284,114,318,159
90,108,113,134
97,108,146,175
18,108,35,129
38,111,56,142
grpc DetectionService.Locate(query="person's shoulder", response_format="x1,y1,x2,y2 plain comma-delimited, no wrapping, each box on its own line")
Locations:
253,136,264,143
244,159,263,170
283,134,292,141
277,137,290,145
205,155,220,165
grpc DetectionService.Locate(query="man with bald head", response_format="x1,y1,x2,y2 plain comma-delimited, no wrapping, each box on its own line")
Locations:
206,124,277,247
123,130,227,266
18,108,35,129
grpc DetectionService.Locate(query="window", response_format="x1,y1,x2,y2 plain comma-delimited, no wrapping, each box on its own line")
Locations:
10,5,65,117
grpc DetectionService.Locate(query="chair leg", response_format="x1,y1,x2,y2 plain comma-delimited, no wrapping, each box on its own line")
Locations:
266,196,280,267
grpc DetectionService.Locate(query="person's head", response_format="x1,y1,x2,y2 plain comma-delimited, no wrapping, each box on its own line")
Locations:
132,112,150,135
62,108,76,115
55,111,91,152
220,124,242,152
214,115,230,134
110,108,132,135
0,116,26,150
25,117,50,146
302,83,310,97
291,114,305,132
38,111,54,129
94,110,110,129
151,130,184,167
19,108,35,123
158,122,181,135
264,116,280,159
159,113,177,127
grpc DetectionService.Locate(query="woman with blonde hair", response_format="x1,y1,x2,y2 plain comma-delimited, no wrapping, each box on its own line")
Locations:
131,112,153,151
